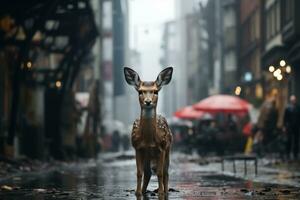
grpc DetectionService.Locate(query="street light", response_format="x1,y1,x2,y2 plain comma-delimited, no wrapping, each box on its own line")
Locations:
55,80,62,88
26,61,32,69
269,66,275,72
277,74,283,81
268,60,292,82
273,68,281,77
279,60,286,67
286,65,291,73
244,72,252,82
235,86,241,96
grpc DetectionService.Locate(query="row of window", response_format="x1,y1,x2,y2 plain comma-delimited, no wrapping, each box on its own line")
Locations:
266,0,280,40
242,11,260,49
266,0,294,41
283,0,294,24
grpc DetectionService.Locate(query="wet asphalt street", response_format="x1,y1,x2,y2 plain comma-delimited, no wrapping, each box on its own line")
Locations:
0,152,300,200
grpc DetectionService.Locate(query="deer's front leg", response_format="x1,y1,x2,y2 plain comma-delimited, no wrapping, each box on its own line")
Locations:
163,148,170,193
156,150,165,195
142,159,151,194
135,150,144,196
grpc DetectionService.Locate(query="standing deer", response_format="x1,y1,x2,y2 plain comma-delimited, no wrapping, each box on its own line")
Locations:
124,67,173,196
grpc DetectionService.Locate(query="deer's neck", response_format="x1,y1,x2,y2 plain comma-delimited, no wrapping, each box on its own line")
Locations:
140,107,157,145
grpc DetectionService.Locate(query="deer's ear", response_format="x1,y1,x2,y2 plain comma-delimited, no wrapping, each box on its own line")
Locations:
124,67,141,90
156,67,173,90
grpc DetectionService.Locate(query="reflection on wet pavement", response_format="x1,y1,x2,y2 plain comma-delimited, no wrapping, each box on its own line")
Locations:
0,153,300,199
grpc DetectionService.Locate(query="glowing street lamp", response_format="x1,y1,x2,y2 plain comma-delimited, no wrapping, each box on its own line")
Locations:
269,66,275,72
268,60,292,82
286,65,291,73
235,86,242,96
273,68,281,77
26,61,32,69
277,74,283,81
279,60,286,67
55,80,62,88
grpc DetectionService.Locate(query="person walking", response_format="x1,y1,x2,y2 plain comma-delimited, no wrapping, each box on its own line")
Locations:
256,98,278,154
284,95,300,160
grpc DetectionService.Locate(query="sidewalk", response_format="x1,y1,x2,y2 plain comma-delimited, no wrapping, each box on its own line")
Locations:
0,156,54,182
211,156,300,188
0,150,134,182
257,159,300,187
0,156,96,184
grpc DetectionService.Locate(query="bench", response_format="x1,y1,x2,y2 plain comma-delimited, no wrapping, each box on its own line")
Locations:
221,155,257,175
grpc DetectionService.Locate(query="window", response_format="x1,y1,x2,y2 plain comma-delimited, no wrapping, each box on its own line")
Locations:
283,0,294,23
241,11,260,49
271,6,275,34
266,12,271,39
276,1,280,32
255,12,260,39
265,0,281,40
250,16,255,42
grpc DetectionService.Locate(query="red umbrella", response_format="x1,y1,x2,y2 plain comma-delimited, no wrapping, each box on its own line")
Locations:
193,94,251,113
174,106,205,120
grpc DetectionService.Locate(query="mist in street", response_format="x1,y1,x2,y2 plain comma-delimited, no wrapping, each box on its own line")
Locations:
1,0,300,199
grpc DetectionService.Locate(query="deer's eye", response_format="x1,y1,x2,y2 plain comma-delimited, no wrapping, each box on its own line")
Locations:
154,91,158,95
138,91,143,95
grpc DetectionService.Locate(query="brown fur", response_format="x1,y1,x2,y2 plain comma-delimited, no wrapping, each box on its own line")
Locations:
124,67,173,196
132,115,172,196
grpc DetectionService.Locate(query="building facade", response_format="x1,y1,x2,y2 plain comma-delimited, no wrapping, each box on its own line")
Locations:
281,0,300,100
222,0,239,94
238,0,263,105
161,20,179,118
260,0,297,127
0,0,99,159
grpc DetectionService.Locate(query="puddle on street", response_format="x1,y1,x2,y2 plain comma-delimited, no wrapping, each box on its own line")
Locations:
0,155,300,199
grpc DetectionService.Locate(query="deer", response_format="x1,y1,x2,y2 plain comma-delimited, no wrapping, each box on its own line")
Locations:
124,67,173,197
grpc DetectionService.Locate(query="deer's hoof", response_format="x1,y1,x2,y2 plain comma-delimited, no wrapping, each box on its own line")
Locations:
142,189,147,194
158,189,164,195
135,190,142,196
164,187,169,193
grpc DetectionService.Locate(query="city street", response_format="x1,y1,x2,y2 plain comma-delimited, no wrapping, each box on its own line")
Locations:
0,152,300,200
1,0,300,199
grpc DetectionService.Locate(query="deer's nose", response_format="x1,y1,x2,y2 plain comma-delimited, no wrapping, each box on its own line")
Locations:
145,100,152,105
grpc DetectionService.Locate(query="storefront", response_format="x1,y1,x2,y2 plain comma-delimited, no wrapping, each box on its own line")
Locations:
261,46,291,128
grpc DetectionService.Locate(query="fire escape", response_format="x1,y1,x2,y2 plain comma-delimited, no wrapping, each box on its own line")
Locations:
0,0,98,159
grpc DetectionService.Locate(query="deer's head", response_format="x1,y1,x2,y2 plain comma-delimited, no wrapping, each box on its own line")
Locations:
124,67,173,109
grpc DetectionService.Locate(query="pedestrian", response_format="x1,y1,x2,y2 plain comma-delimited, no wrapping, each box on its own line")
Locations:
256,98,278,152
227,114,237,134
111,130,121,152
283,95,300,160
